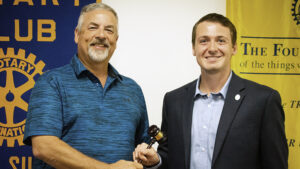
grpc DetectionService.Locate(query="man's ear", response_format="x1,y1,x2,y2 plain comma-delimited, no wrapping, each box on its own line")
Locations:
74,28,79,44
192,45,196,56
232,43,237,55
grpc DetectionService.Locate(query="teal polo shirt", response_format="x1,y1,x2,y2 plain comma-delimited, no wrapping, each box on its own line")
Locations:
24,55,150,168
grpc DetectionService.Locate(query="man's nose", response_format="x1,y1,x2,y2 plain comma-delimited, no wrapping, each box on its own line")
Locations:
95,29,106,39
208,42,218,53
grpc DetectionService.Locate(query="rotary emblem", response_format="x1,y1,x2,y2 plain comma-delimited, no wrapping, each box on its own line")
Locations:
0,48,45,147
292,0,300,25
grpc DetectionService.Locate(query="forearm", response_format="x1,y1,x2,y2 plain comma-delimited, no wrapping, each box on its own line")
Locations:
32,135,109,169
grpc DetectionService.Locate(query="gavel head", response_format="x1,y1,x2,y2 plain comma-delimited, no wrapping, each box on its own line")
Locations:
148,125,164,142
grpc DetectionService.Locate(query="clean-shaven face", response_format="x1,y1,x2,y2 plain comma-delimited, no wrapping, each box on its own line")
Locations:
193,21,237,74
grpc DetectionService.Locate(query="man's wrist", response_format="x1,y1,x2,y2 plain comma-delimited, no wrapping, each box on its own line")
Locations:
144,153,161,169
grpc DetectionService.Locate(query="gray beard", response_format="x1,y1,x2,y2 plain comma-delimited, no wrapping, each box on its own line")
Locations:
88,47,109,62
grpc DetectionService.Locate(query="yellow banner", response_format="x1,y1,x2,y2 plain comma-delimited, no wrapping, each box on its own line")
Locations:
227,0,300,168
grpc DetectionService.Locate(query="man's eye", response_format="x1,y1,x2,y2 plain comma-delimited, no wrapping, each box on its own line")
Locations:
218,39,226,43
106,29,114,33
199,39,207,43
88,27,97,30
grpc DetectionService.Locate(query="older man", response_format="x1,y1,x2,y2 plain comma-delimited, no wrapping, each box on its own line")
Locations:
24,3,148,169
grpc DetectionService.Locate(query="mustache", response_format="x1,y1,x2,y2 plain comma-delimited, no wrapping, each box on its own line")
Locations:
89,39,109,48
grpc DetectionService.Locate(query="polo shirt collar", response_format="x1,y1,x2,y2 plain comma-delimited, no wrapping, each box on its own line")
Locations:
71,54,123,81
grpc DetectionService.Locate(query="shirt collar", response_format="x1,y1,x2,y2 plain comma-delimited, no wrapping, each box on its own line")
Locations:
194,71,232,99
71,54,123,81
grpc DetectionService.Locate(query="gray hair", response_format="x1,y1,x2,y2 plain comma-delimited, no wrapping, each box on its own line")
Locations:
76,3,118,32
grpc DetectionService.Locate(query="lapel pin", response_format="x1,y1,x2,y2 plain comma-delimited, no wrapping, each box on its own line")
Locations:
235,94,240,101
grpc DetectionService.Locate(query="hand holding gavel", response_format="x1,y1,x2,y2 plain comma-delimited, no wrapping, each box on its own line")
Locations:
147,125,166,149
133,125,166,167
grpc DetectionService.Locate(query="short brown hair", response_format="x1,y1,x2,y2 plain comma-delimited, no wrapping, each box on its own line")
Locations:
192,13,237,46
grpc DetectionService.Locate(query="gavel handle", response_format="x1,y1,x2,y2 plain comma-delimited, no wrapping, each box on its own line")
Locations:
147,139,156,149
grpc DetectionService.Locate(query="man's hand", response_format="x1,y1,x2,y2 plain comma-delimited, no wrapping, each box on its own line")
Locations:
109,160,143,169
133,143,160,167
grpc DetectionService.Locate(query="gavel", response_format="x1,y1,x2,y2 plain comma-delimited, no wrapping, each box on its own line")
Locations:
147,125,166,149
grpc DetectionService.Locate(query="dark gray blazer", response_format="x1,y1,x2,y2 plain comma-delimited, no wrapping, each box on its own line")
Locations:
158,72,288,169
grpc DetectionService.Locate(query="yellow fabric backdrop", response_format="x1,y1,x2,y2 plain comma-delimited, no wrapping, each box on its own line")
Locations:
227,0,300,168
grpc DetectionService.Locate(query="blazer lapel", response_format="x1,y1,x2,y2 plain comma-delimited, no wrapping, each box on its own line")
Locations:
182,80,197,169
212,73,246,166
